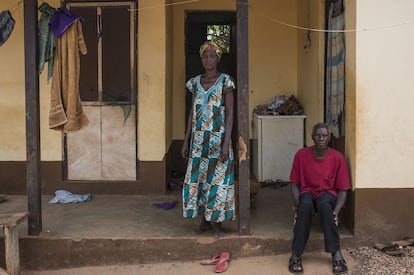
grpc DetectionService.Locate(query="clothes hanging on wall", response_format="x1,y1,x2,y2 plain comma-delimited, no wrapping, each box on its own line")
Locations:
38,2,57,81
0,10,15,47
49,18,89,132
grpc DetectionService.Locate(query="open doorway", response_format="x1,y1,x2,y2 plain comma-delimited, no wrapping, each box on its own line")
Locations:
184,11,238,174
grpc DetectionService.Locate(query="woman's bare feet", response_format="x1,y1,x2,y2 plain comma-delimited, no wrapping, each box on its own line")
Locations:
211,222,225,238
192,217,212,235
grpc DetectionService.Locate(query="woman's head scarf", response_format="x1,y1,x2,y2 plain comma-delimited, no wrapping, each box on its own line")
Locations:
199,41,223,59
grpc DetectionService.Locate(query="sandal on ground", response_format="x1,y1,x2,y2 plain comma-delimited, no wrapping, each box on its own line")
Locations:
374,242,405,256
214,251,230,273
192,218,212,235
393,238,414,247
200,255,221,265
288,256,304,274
332,259,348,274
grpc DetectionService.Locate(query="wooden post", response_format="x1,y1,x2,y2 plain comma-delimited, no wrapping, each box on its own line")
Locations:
236,0,250,235
24,0,42,235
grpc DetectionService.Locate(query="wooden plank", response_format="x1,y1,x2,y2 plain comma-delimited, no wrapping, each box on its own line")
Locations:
236,0,250,235
24,0,42,236
0,267,9,275
4,227,19,275
0,213,28,228
0,213,28,275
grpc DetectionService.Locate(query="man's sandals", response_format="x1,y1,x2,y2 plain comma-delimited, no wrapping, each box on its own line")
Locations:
332,259,348,274
289,255,348,274
288,256,304,274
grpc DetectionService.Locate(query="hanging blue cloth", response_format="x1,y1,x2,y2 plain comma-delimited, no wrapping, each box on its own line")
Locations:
325,2,345,138
38,2,57,81
0,10,15,47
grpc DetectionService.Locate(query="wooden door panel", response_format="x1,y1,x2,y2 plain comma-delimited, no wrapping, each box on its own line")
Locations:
101,106,136,180
66,3,136,181
67,106,102,180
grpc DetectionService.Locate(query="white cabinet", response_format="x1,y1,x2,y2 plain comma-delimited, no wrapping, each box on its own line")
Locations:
253,114,306,182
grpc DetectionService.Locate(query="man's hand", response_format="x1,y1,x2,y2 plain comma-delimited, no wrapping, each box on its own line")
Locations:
333,211,339,226
333,190,347,227
293,206,298,225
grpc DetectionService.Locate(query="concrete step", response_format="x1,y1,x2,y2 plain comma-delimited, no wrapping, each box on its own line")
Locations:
16,234,357,270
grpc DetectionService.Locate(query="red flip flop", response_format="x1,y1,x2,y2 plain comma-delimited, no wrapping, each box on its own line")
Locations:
200,255,221,265
214,251,230,273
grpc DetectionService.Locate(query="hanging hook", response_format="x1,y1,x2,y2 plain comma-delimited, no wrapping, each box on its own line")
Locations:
97,14,103,41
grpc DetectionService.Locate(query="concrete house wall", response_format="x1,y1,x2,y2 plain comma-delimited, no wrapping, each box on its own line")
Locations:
0,0,413,241
350,0,414,241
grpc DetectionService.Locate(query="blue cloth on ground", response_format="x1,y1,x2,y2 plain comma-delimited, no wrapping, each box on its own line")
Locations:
152,200,178,210
49,190,92,204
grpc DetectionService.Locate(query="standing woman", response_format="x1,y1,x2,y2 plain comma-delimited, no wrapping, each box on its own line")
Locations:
181,41,236,237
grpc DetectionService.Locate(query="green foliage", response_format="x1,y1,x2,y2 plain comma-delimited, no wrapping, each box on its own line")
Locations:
207,25,231,53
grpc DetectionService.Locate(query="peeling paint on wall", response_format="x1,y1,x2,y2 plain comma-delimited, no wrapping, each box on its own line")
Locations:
238,136,247,161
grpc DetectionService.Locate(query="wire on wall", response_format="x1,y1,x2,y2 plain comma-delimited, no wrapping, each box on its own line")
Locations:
248,3,414,33
7,0,414,33
9,1,23,15
128,0,201,12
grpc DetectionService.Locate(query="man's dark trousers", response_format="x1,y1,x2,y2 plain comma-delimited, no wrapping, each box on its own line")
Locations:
292,192,340,256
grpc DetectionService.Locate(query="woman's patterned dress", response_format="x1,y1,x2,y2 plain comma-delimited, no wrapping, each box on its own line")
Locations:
182,73,236,222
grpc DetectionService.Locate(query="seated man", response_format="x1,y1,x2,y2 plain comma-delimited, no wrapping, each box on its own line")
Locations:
288,123,351,274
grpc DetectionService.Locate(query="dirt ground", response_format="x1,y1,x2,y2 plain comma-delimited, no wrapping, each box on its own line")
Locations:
22,251,357,275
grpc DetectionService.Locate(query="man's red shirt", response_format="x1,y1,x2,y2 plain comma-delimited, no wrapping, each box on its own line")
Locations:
290,146,351,198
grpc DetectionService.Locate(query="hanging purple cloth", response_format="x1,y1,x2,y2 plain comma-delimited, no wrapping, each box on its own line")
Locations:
0,10,15,46
49,7,84,38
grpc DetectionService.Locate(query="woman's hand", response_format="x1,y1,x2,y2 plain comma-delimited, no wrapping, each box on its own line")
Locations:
181,143,189,160
219,146,229,162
